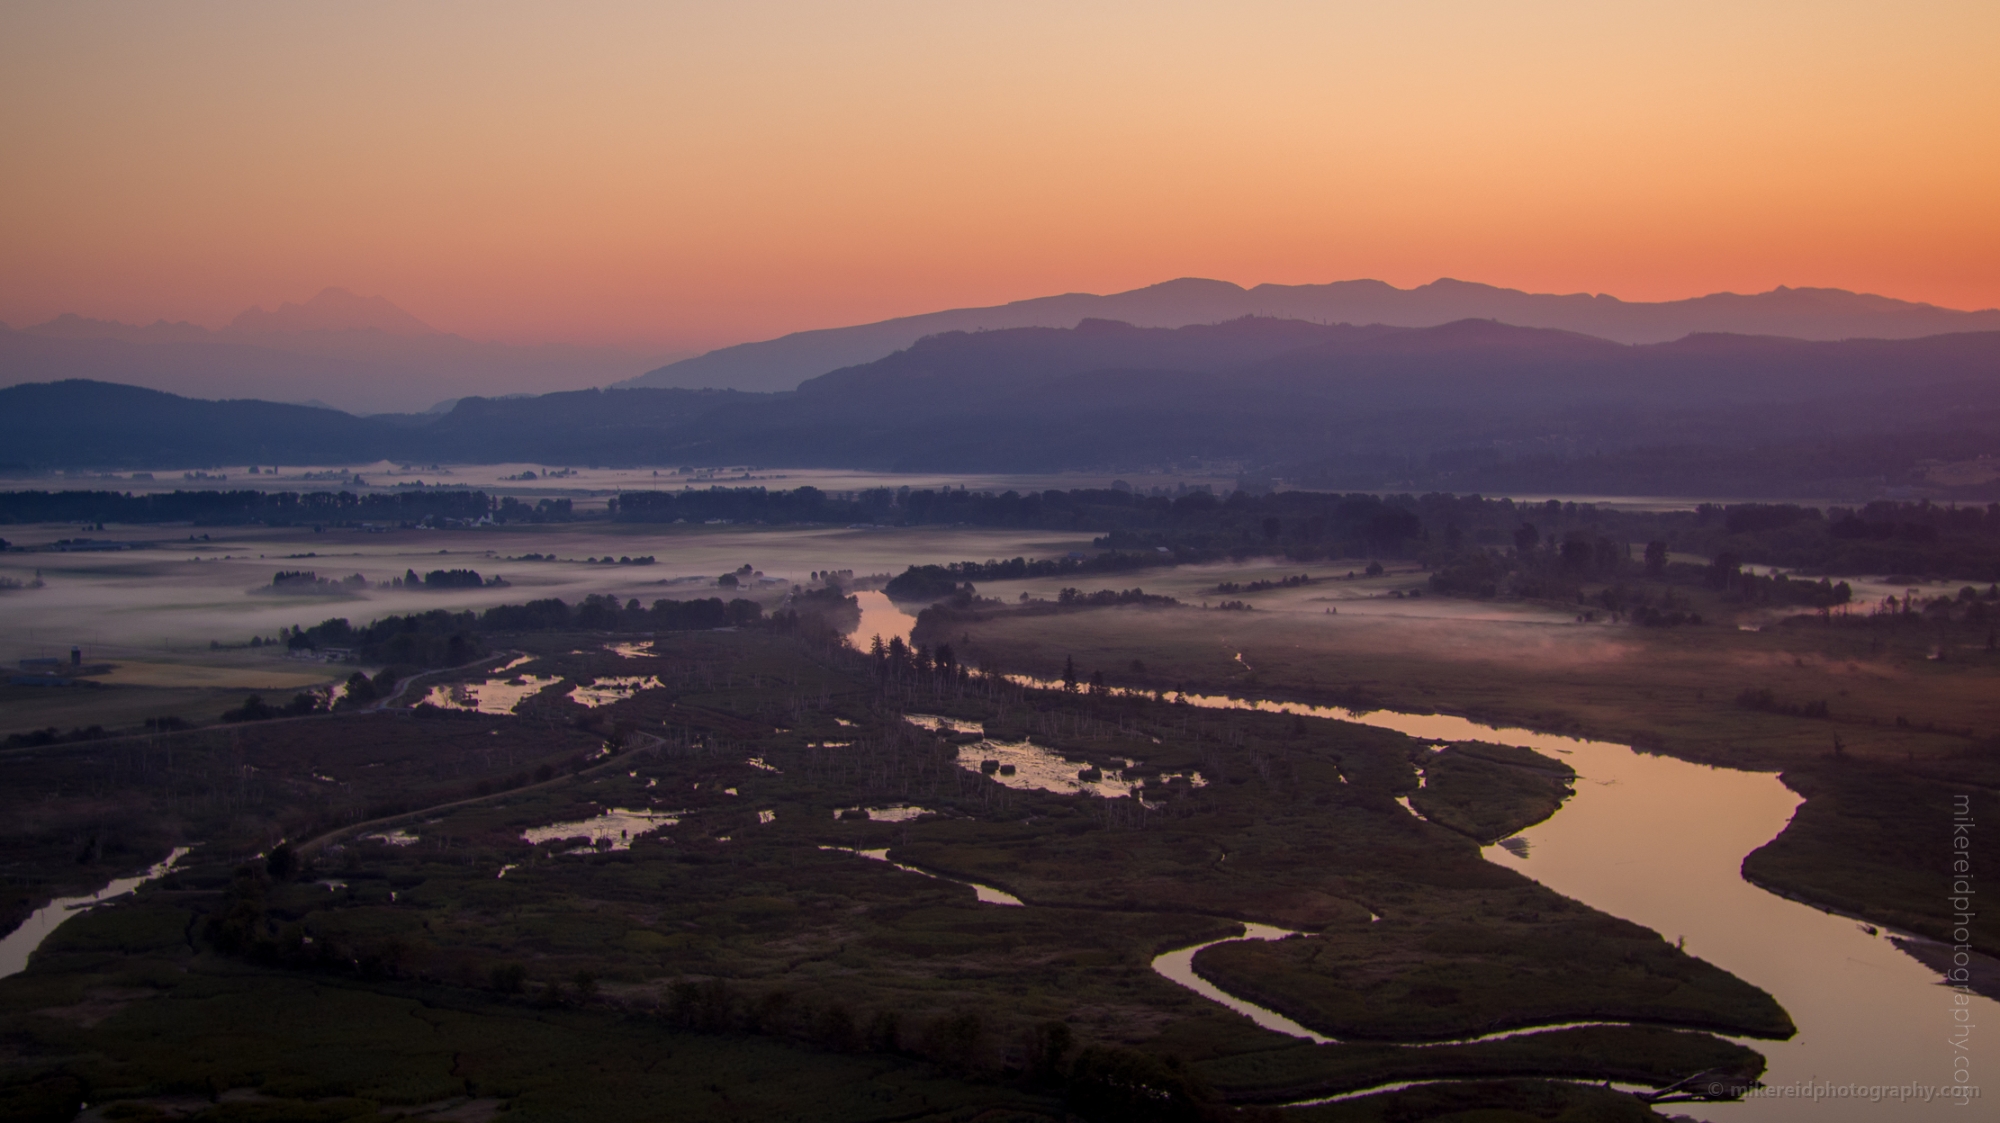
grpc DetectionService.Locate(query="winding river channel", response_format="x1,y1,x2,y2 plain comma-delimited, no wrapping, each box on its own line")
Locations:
1140,694,1992,1120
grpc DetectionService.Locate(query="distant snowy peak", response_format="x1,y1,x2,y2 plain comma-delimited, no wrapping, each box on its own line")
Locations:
227,287,436,336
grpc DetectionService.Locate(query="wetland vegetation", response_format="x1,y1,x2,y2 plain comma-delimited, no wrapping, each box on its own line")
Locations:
2,484,1995,1121
4,625,1778,1121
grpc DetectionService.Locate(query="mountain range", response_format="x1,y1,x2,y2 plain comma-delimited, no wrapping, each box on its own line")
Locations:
7,316,1997,499
622,277,2000,393
0,288,674,414
9,279,1999,413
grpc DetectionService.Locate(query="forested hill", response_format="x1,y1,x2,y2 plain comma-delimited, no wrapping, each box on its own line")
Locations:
6,317,1999,499
0,380,403,470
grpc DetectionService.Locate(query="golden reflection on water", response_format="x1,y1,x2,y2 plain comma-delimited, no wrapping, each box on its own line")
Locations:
1011,678,1993,1121
1481,738,1992,1123
847,590,918,649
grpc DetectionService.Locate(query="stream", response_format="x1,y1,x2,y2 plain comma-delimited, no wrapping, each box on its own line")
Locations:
0,847,190,980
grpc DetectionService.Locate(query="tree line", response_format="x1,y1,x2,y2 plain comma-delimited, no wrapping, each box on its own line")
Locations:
0,488,492,526
8,480,1993,580
284,594,772,667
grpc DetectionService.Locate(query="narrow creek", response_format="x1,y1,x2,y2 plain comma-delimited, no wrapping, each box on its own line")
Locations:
0,847,191,980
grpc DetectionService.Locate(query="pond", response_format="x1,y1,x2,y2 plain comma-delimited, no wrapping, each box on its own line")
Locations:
904,713,1205,800
521,808,684,851
567,675,664,708
421,673,563,714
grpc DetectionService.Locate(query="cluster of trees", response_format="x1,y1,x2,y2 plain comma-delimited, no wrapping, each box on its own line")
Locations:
883,553,1177,602
494,496,574,523
266,570,367,594
1428,524,1857,616
333,668,407,707
867,634,964,688
285,594,770,666
479,594,765,632
0,488,491,526
1863,584,2000,627
2,724,111,749
1702,557,1854,608
1416,496,2000,599
221,692,326,722
1053,587,1179,608
1214,574,1312,594
286,610,485,668
401,568,492,589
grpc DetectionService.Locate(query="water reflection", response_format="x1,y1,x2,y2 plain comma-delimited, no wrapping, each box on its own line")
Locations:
903,713,984,734
423,673,562,714
568,675,664,708
521,808,682,850
847,590,918,649
904,713,1204,800
955,739,1151,800
830,805,935,822
1041,675,1995,1121
1151,924,1334,1043
821,846,1023,905
1477,739,1993,1122
0,847,191,979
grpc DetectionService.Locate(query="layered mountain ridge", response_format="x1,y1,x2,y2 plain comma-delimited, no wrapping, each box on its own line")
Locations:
623,277,2000,393
6,316,1997,499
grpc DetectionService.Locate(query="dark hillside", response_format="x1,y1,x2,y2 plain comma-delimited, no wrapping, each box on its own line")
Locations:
0,380,400,469
5,321,1997,497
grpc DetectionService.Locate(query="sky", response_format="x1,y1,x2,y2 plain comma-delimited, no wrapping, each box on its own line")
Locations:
3,1,1996,352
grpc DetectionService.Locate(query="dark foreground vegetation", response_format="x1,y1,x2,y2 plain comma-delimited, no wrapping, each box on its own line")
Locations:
1,629,1776,1121
279,594,773,667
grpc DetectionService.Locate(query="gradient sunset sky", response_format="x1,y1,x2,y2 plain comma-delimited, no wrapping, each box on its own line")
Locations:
3,1,1995,352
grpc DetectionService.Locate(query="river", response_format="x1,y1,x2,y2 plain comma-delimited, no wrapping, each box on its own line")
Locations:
1144,695,1991,1119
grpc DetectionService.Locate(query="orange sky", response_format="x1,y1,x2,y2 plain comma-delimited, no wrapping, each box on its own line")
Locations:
2,1,1996,351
